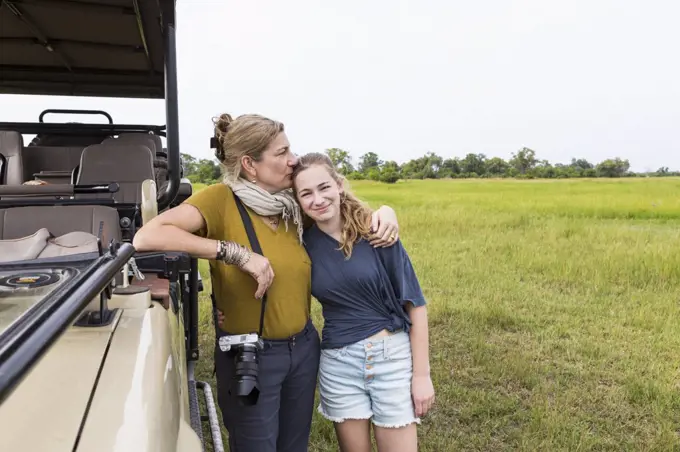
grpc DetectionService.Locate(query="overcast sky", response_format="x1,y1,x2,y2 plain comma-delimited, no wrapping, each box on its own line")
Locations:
2,0,678,172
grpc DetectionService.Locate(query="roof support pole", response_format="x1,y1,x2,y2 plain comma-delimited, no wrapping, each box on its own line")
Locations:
157,19,180,210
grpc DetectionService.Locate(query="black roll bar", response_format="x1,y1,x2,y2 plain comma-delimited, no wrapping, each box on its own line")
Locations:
0,122,166,136
0,242,136,405
157,19,180,210
39,109,114,124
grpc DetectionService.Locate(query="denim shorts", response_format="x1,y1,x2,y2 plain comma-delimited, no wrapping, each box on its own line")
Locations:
317,330,420,428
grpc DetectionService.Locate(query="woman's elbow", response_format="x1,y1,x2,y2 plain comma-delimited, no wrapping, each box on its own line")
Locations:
132,222,158,251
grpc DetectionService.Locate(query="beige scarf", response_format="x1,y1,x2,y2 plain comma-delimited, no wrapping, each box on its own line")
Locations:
225,177,304,242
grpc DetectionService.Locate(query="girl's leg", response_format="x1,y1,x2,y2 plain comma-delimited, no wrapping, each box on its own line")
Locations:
374,423,418,452
367,331,421,452
334,419,373,452
318,341,374,452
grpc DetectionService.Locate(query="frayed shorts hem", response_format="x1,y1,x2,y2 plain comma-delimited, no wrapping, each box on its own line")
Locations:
317,404,420,428
372,418,421,429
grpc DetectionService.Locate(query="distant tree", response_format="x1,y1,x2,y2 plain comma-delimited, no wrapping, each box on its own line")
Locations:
485,157,510,176
181,152,197,177
422,152,443,179
380,167,400,183
570,158,593,171
533,160,556,178
400,152,442,179
509,147,537,174
183,155,221,184
382,160,401,174
325,148,355,175
196,159,221,183
460,153,487,176
358,152,382,174
439,158,461,178
596,158,630,178
366,167,381,181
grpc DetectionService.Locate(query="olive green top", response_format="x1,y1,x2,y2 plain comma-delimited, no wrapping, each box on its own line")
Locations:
184,183,311,339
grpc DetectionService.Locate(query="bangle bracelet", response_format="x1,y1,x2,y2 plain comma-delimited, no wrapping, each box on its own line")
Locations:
217,240,252,268
216,240,227,261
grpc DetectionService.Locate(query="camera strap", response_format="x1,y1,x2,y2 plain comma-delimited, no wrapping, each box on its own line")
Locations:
233,195,268,338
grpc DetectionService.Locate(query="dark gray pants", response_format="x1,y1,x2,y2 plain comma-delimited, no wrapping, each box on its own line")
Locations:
214,320,321,452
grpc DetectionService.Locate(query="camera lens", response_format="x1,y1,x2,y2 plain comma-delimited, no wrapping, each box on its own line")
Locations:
230,343,260,406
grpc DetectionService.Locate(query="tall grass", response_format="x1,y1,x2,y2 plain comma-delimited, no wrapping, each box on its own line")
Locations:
194,177,680,451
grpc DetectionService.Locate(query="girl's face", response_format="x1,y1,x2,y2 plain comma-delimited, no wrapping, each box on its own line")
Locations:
294,164,344,223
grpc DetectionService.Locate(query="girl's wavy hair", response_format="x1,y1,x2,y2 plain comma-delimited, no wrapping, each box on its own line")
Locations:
292,152,373,258
212,113,285,184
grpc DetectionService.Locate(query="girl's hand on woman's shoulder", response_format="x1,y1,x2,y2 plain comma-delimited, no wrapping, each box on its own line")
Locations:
369,205,400,247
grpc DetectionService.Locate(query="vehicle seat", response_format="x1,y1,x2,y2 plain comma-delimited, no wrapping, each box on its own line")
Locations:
0,205,121,245
75,143,155,204
0,131,25,185
102,134,168,194
21,146,85,184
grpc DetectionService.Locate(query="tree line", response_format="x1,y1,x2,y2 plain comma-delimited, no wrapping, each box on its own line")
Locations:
181,148,679,185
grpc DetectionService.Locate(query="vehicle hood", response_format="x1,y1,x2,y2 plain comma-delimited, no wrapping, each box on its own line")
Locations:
0,303,201,452
0,309,121,452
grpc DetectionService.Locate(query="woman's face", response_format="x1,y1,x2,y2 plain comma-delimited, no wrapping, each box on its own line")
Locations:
294,164,343,224
248,131,299,193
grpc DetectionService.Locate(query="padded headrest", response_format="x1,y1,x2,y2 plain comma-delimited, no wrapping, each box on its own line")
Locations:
0,131,23,157
104,133,163,155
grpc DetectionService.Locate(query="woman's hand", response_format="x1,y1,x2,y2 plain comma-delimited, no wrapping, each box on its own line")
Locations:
412,374,435,417
369,205,399,247
216,309,225,327
239,252,275,298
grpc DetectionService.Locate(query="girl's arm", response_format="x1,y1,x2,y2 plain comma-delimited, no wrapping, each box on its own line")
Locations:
406,302,435,417
376,240,435,417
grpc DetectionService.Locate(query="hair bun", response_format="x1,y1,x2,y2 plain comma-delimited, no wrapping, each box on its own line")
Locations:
213,113,233,136
212,113,233,162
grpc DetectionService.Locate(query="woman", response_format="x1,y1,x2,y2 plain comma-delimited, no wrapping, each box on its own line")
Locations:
132,113,400,452
291,152,434,452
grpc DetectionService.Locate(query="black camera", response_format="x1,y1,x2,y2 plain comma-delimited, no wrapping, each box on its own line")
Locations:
218,332,264,406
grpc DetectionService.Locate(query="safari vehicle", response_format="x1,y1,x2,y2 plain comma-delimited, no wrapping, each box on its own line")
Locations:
0,1,223,451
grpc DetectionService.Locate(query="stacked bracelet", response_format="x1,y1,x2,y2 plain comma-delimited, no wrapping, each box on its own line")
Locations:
216,240,252,268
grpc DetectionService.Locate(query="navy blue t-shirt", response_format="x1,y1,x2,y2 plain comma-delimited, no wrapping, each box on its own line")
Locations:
303,225,427,349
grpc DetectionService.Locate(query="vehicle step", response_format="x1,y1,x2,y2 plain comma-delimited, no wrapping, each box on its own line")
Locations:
188,379,205,451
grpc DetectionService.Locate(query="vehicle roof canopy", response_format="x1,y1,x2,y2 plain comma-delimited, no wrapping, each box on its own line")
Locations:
0,0,176,99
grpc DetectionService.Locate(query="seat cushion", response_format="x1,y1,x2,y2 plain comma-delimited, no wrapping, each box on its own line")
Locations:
0,228,99,263
0,205,121,245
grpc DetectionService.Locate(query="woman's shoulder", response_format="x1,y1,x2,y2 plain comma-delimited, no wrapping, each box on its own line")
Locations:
195,182,231,196
185,183,232,207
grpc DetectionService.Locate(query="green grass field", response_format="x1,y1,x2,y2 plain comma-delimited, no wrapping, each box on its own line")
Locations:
193,177,680,451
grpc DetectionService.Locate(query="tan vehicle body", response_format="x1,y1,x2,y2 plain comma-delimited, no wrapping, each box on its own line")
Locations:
0,290,202,452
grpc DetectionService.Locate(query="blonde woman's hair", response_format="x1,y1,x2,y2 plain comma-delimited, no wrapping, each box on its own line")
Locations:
292,152,373,258
212,113,285,183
